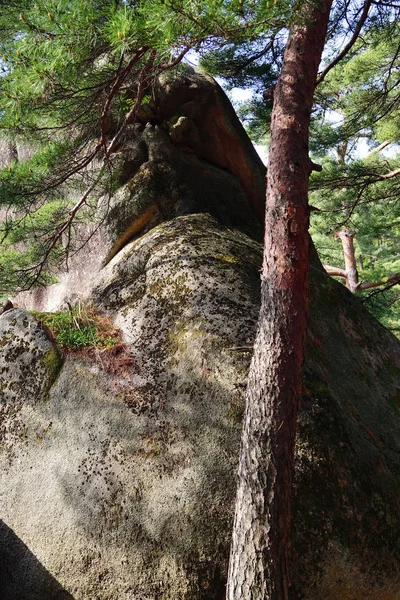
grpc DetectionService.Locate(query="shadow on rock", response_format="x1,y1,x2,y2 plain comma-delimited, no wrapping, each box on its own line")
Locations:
0,520,74,600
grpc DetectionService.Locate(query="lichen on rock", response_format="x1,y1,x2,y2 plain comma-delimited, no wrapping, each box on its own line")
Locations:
0,308,61,402
1,69,400,600
0,308,62,468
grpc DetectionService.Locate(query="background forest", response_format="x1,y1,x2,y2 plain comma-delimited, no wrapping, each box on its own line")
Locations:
0,0,399,333
209,25,400,333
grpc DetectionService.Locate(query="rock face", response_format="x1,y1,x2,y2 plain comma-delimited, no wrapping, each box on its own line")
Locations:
16,68,264,312
103,121,262,264
1,215,261,600
1,71,400,599
0,308,61,479
152,68,266,222
294,267,400,598
0,308,61,402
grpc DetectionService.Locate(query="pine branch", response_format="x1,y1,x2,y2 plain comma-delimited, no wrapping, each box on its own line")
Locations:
100,48,149,150
360,271,400,290
15,50,161,287
323,265,347,278
317,0,373,85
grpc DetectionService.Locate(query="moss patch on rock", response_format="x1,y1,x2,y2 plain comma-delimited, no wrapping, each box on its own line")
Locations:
32,305,122,351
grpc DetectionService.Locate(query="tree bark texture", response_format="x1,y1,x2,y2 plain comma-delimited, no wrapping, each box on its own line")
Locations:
227,2,333,599
337,230,359,292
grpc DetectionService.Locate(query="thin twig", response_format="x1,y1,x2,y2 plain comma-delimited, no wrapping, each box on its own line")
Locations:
360,271,400,290
362,277,400,301
317,0,373,85
99,47,149,149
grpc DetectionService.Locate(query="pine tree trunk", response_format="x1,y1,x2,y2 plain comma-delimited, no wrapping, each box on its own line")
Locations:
337,230,359,292
226,2,332,598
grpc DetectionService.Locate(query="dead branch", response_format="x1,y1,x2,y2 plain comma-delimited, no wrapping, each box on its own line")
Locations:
377,166,400,180
365,139,392,158
336,230,359,292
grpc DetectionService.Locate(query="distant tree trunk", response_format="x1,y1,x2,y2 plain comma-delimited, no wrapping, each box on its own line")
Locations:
323,230,399,293
337,230,359,292
323,230,359,290
226,1,332,599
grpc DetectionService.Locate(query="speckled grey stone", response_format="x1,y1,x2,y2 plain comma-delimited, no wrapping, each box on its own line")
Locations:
0,308,61,403
0,218,400,599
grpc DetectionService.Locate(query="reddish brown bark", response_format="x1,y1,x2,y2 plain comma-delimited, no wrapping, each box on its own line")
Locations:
226,1,333,599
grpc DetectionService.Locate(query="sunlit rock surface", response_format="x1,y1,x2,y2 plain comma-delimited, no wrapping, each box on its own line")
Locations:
1,70,400,600
15,68,264,312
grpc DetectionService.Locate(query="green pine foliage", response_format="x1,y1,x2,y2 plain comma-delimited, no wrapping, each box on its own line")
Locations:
0,0,398,334
0,0,293,294
0,200,64,292
309,152,400,333
201,39,279,143
307,18,400,334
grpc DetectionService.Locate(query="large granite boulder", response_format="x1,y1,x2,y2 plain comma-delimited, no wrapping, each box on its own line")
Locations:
15,68,265,311
1,68,400,600
1,213,399,599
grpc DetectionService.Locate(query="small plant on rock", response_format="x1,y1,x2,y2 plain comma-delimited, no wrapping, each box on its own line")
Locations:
32,303,122,351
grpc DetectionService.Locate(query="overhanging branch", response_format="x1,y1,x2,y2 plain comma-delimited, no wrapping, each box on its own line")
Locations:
15,49,163,287
316,0,373,85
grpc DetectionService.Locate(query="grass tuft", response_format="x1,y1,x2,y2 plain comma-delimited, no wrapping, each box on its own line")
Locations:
32,304,122,351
